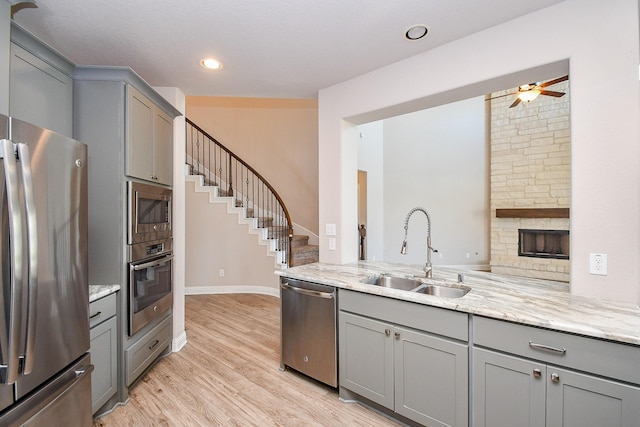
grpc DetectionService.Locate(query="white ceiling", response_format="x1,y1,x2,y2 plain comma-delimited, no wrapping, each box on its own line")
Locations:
12,0,565,98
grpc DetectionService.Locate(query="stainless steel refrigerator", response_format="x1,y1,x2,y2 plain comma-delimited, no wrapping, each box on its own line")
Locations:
0,115,93,426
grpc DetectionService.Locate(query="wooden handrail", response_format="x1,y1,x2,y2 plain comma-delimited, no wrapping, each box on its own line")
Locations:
186,118,294,266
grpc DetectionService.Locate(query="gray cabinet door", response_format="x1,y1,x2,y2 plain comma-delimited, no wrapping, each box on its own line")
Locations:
546,366,640,427
473,347,546,427
339,312,394,409
153,108,173,185
395,327,468,427
126,85,154,182
90,316,118,414
9,43,73,136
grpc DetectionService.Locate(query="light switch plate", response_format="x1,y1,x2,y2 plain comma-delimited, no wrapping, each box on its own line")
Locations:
325,223,336,236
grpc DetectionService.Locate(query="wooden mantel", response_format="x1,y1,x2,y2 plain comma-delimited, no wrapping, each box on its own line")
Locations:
495,208,570,219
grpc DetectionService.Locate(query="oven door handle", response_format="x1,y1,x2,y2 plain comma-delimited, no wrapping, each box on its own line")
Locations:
131,255,174,271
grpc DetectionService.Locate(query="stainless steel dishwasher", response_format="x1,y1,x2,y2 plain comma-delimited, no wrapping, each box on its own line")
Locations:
280,278,337,387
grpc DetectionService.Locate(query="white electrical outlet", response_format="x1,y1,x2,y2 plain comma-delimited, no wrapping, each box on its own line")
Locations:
219,269,225,277
589,253,607,275
328,237,336,250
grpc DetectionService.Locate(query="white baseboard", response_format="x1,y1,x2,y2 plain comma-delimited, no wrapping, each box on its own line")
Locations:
185,285,280,298
172,330,188,353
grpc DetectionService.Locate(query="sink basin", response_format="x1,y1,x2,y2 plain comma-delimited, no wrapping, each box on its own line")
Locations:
363,275,422,291
363,274,471,298
414,283,470,298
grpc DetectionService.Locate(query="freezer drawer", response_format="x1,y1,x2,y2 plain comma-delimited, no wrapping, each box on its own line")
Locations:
0,353,93,427
281,279,337,387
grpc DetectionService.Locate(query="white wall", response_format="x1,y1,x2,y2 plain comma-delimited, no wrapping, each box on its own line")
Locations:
382,97,488,267
319,0,640,304
154,86,187,352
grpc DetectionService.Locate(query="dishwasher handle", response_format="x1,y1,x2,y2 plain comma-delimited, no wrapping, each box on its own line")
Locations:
281,282,335,299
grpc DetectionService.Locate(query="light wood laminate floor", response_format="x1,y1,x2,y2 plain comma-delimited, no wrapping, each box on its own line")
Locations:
94,294,400,426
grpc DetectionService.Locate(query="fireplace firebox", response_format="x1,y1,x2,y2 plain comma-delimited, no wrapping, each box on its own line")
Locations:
518,229,569,260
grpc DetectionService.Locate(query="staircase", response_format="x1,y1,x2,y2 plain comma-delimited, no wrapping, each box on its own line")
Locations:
185,119,318,268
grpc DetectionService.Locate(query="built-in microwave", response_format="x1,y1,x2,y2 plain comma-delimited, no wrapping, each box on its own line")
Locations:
128,181,172,244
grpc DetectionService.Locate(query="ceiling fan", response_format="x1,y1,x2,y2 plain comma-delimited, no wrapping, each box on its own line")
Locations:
492,75,569,108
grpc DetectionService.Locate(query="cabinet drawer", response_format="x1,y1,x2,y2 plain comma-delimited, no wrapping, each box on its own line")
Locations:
473,315,640,385
89,293,117,329
125,315,172,386
339,289,468,342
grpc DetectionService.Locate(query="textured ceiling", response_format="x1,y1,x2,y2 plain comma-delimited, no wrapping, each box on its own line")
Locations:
12,0,564,98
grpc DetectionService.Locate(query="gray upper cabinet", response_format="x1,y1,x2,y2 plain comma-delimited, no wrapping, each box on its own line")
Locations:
473,316,640,427
339,289,468,427
9,24,75,136
126,85,173,185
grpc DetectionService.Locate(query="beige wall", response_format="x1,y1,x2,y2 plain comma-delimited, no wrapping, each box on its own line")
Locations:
186,96,319,235
185,179,280,294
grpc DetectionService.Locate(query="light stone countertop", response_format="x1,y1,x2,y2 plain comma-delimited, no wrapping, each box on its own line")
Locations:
276,261,640,346
89,284,121,303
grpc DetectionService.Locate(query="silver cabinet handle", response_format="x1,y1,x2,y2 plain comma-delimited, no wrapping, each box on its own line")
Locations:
131,254,174,271
17,143,38,375
551,373,560,383
529,341,566,355
0,139,23,385
394,332,401,340
533,369,542,378
281,282,335,299
385,329,391,336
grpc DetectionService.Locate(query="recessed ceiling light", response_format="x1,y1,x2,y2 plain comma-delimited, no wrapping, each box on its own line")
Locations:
405,24,429,41
200,58,223,70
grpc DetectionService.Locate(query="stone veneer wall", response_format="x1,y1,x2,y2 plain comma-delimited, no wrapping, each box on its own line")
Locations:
490,80,570,282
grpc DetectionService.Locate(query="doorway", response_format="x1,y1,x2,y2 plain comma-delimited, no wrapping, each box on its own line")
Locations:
357,170,367,260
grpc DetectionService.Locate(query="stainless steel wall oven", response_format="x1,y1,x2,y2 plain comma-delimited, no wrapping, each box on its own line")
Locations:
127,181,173,336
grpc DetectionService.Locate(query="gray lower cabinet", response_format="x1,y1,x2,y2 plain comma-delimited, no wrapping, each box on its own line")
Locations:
89,294,118,415
339,289,468,427
473,316,640,427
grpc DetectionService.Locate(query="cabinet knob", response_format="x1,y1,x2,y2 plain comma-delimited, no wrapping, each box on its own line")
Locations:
551,373,560,383
394,331,401,340
533,368,542,378
385,329,391,336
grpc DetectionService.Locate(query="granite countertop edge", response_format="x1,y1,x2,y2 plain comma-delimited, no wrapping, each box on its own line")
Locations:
276,261,640,346
89,284,121,303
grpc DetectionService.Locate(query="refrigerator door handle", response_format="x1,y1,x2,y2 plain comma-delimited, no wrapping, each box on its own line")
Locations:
0,139,24,385
17,143,38,375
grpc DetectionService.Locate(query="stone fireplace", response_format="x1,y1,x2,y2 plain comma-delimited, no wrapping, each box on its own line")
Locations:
489,79,570,282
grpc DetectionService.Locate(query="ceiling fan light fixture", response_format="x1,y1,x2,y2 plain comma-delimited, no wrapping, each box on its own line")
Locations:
405,24,429,41
517,89,541,103
200,57,223,70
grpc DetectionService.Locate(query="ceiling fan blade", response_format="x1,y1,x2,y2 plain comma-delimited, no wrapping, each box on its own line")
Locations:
509,98,521,108
539,75,569,88
539,90,565,97
488,92,518,100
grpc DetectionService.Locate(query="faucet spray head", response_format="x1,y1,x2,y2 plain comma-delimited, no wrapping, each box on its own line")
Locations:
400,239,407,254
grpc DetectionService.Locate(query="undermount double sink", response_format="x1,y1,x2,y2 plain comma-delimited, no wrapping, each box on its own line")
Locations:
363,274,470,298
